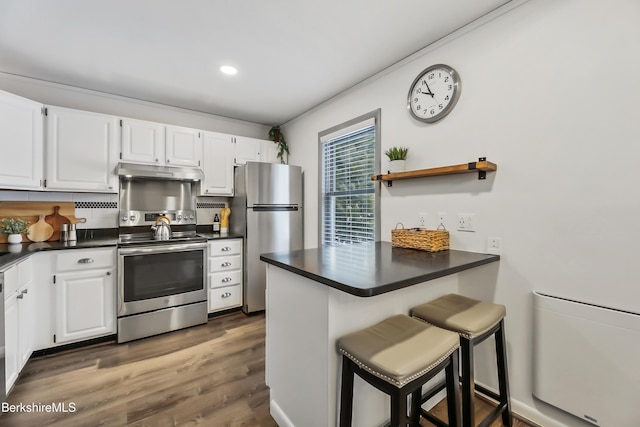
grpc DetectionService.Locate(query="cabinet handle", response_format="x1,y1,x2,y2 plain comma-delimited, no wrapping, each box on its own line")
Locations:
17,293,24,299
221,292,232,298
221,247,232,252
106,271,111,276
21,289,28,295
155,158,159,162
221,262,232,267
167,159,170,163
222,277,232,283
78,258,94,264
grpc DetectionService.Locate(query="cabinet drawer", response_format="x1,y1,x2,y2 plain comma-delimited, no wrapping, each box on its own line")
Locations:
209,270,242,289
208,255,241,272
55,249,115,272
208,239,242,256
208,285,242,312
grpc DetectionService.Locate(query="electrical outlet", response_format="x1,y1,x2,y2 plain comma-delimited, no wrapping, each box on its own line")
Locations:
457,213,475,232
487,237,501,254
419,212,426,227
437,212,447,228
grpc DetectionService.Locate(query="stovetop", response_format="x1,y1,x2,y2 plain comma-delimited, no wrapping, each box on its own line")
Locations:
117,231,207,247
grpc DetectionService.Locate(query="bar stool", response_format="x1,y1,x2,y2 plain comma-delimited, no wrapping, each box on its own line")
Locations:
411,293,512,427
337,314,461,427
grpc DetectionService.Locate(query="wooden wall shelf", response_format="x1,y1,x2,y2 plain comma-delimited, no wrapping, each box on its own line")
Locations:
372,157,497,187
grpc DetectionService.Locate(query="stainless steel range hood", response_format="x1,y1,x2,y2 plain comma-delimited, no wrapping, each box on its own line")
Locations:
116,162,204,181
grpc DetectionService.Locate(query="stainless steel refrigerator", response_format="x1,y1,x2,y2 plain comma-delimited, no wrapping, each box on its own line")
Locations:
231,162,303,313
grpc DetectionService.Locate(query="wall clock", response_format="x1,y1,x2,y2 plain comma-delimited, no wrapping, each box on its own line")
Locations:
407,64,461,123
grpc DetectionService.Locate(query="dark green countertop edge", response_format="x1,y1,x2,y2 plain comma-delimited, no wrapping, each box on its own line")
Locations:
260,245,500,298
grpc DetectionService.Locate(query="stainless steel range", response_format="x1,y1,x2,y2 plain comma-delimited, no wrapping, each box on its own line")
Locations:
116,166,208,343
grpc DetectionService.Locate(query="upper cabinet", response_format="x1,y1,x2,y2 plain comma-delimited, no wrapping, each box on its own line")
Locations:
234,136,279,165
120,119,202,168
200,131,234,196
165,125,202,168
0,90,44,190
44,106,119,193
120,117,165,164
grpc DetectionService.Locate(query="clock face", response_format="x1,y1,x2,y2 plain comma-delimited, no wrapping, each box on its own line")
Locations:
407,64,461,123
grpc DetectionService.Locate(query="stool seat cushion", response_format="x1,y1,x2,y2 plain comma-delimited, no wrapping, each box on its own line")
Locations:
411,293,506,338
337,314,459,388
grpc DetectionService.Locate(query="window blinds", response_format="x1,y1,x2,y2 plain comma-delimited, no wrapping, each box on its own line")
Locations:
321,123,376,246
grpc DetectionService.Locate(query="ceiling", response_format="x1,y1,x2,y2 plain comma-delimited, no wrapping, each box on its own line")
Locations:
0,0,513,125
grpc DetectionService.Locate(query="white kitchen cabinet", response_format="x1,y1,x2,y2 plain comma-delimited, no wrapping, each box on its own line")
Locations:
260,139,281,164
120,117,165,165
53,248,116,345
4,257,35,393
207,239,243,313
165,124,202,168
0,90,44,190
44,106,119,193
200,131,234,196
234,136,280,165
234,136,262,165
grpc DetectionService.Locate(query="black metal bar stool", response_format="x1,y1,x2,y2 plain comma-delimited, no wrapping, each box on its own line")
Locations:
411,293,512,427
337,314,461,427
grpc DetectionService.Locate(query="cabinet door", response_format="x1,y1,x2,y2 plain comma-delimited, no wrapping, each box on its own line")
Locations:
17,281,34,368
0,90,43,190
45,106,119,192
54,268,115,344
120,118,165,165
5,293,19,393
234,136,261,165
165,125,202,167
260,140,281,164
200,131,234,196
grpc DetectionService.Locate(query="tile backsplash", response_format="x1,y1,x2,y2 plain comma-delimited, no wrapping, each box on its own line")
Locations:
0,191,231,229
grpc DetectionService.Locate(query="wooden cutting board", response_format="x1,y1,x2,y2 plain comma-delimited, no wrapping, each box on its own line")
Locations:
27,214,54,243
0,201,75,243
45,206,71,241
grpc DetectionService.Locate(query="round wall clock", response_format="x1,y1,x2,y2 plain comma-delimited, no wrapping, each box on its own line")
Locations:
407,64,461,123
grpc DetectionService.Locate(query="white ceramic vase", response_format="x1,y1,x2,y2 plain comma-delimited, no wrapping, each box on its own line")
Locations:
7,234,22,244
387,160,406,173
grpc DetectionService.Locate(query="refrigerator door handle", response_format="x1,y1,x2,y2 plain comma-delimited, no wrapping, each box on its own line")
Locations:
252,205,299,212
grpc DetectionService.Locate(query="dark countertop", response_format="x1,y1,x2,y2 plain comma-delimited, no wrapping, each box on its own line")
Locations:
0,229,243,271
260,241,500,297
0,235,118,271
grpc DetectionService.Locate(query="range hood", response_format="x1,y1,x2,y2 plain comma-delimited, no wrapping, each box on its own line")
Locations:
116,162,204,181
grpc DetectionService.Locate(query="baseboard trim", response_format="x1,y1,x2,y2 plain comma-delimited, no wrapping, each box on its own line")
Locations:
270,399,295,427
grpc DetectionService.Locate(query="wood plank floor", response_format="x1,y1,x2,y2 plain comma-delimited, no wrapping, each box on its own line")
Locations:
2,311,536,427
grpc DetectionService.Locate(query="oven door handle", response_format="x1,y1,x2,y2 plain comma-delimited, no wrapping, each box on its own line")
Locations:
118,242,207,255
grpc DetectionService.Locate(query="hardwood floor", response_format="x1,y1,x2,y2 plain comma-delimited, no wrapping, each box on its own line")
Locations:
2,311,536,427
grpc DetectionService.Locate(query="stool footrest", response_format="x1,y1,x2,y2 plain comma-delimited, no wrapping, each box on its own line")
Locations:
420,378,447,404
474,383,501,402
420,409,450,427
477,402,508,427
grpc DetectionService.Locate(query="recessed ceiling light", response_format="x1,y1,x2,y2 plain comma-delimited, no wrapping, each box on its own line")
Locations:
220,65,238,75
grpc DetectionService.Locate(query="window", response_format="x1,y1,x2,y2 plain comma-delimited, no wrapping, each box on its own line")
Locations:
319,110,380,246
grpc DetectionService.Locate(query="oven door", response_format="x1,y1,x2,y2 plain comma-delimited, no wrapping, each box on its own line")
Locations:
118,242,206,317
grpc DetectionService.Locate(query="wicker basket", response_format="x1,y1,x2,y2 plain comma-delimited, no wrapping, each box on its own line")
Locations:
391,224,449,252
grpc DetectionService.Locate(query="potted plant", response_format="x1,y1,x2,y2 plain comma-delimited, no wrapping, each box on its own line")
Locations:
268,126,290,164
1,218,30,244
384,146,409,172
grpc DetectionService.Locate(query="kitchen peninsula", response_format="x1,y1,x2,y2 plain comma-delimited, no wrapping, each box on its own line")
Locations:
260,242,499,427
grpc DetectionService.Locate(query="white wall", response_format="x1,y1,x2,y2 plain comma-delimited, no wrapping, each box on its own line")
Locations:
284,0,640,425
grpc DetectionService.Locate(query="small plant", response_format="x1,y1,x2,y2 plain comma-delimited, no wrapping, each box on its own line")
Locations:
384,146,409,161
1,218,30,235
268,126,290,164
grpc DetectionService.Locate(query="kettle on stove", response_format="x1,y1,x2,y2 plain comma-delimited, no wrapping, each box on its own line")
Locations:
151,215,172,240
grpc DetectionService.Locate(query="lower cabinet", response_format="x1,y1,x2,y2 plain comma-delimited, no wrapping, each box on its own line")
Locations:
208,239,243,313
4,257,35,393
52,248,116,345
